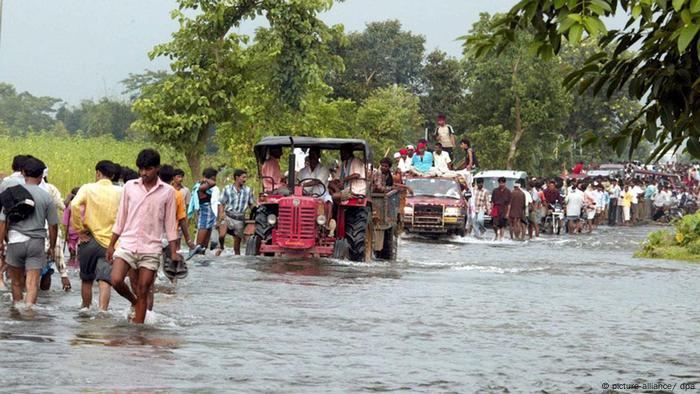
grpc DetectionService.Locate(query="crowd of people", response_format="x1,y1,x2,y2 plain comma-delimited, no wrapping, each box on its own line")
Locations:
0,150,262,321
380,115,699,241
2,114,699,314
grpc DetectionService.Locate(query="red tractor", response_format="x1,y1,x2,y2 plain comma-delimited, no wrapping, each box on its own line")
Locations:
245,137,402,262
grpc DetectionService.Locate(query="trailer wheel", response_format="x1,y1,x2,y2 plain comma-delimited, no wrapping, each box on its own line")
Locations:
376,228,398,260
345,207,369,262
245,235,260,256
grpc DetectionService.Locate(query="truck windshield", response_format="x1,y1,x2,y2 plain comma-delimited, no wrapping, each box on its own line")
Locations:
405,178,462,199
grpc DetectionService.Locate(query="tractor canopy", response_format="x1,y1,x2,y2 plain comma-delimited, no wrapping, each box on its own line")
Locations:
254,136,372,164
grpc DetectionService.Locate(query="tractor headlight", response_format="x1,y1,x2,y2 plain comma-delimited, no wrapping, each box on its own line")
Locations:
317,215,327,226
404,206,413,215
444,207,463,216
267,214,277,225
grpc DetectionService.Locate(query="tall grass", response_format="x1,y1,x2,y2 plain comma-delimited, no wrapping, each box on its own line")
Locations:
0,133,186,196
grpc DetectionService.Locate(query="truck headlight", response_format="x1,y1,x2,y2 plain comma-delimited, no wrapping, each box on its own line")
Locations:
267,214,277,225
317,215,327,226
404,206,413,215
444,207,463,216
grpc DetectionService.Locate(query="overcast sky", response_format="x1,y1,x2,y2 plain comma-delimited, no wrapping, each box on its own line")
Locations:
0,0,521,105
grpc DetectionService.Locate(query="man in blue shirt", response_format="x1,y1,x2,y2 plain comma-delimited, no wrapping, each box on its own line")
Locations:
410,143,438,176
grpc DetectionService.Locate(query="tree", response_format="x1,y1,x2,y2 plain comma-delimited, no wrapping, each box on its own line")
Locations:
419,50,467,132
463,0,700,161
121,70,170,101
356,85,421,161
132,0,341,177
0,83,61,135
56,98,138,140
459,14,571,174
327,20,425,102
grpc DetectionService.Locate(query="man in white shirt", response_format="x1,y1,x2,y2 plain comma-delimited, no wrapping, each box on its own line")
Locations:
630,181,644,224
608,179,621,225
432,143,453,176
331,145,367,200
652,185,671,221
397,149,411,173
298,147,331,202
565,185,584,233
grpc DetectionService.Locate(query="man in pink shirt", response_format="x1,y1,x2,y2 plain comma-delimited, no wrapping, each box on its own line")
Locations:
106,149,180,324
261,147,283,192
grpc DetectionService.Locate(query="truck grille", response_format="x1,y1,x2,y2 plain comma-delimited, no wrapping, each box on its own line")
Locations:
277,205,317,240
413,204,443,225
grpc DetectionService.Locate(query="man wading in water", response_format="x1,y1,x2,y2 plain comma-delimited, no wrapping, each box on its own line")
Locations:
71,160,122,312
491,177,511,241
107,149,180,324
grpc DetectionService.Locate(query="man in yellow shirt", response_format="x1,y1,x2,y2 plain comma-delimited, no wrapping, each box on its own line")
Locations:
71,160,123,312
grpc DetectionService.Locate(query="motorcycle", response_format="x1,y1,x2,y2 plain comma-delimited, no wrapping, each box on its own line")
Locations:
543,203,564,235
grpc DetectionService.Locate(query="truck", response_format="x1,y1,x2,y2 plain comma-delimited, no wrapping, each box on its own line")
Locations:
402,176,467,237
246,136,403,262
472,170,529,225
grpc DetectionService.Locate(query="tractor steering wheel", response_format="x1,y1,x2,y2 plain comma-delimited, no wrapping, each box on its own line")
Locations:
298,178,327,198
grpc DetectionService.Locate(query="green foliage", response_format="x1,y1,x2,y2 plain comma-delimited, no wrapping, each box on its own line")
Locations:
356,85,421,161
464,0,700,162
638,211,700,261
132,0,340,177
0,134,184,195
457,14,648,175
56,98,138,140
0,83,61,136
467,125,512,169
419,50,467,131
327,20,425,102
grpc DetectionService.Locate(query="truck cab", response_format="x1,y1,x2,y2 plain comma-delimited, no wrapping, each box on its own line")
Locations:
403,176,467,237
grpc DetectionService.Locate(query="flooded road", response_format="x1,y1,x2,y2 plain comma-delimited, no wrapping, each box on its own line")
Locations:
2,226,700,392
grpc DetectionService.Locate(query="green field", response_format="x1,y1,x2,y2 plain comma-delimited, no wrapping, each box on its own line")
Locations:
0,134,186,196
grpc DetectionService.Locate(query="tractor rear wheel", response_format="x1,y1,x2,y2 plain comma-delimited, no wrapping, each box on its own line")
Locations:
345,207,369,262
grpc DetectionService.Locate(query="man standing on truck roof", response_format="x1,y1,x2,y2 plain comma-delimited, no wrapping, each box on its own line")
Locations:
433,115,456,156
491,177,511,241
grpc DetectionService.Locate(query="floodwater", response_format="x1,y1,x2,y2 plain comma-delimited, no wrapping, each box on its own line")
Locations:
1,226,700,392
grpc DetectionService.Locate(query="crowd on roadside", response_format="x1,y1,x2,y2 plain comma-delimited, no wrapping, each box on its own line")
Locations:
379,114,699,241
